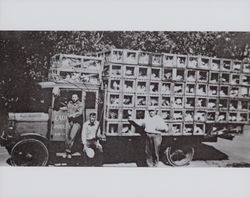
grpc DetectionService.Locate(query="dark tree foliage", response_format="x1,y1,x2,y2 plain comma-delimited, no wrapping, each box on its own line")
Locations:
0,31,250,124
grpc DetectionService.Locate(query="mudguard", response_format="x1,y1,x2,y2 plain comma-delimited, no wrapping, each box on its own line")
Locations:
17,133,49,145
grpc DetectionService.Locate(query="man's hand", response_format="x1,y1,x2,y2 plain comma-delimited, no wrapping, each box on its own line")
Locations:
98,134,106,141
96,142,103,151
68,114,74,119
156,127,168,133
60,106,67,111
128,115,133,121
156,128,166,132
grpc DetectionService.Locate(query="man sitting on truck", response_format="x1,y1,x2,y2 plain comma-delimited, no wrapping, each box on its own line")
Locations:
82,112,103,166
64,93,84,159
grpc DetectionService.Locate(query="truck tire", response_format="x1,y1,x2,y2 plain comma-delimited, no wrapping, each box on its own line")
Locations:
164,145,194,167
10,138,49,166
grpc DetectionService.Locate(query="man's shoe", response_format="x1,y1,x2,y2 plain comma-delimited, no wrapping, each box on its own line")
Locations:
67,153,72,159
62,153,67,159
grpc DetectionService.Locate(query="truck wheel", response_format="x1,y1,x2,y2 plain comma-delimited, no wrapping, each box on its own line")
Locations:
10,138,49,166
164,145,194,167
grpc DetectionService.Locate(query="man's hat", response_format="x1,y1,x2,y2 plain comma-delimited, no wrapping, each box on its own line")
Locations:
89,112,97,116
85,148,95,158
147,106,158,111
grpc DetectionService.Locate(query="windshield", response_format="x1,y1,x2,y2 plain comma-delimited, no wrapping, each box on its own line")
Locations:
29,87,52,113
53,89,82,111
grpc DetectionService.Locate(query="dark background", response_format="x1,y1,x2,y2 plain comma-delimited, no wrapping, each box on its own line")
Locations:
1,31,250,128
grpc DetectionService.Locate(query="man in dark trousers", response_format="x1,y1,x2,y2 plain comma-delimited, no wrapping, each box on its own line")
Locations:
64,93,83,159
129,106,168,167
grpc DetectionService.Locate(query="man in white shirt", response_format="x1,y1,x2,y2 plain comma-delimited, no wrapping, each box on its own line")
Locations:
144,107,168,167
82,112,103,166
130,106,168,167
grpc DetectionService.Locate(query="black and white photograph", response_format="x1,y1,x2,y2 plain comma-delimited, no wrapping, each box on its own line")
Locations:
1,31,250,167
1,1,250,198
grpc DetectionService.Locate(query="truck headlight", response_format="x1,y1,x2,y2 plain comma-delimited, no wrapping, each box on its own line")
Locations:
8,126,14,130
8,121,15,130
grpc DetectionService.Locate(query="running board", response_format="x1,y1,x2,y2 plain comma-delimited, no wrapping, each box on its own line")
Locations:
218,133,235,140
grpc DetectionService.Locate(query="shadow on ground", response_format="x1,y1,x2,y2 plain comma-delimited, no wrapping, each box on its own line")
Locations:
226,163,250,167
6,158,11,166
193,143,228,161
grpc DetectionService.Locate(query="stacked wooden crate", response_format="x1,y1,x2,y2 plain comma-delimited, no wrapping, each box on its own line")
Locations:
48,54,103,84
94,49,250,136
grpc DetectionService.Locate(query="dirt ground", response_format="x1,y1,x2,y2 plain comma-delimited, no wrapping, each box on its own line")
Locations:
1,125,250,167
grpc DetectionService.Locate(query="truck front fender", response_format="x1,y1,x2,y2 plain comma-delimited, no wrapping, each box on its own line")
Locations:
18,133,49,145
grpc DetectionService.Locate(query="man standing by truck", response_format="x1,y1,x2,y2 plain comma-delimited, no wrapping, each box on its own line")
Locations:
129,106,168,167
144,107,168,167
65,93,84,159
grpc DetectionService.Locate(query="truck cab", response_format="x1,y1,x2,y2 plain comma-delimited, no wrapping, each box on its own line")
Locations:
0,81,102,166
